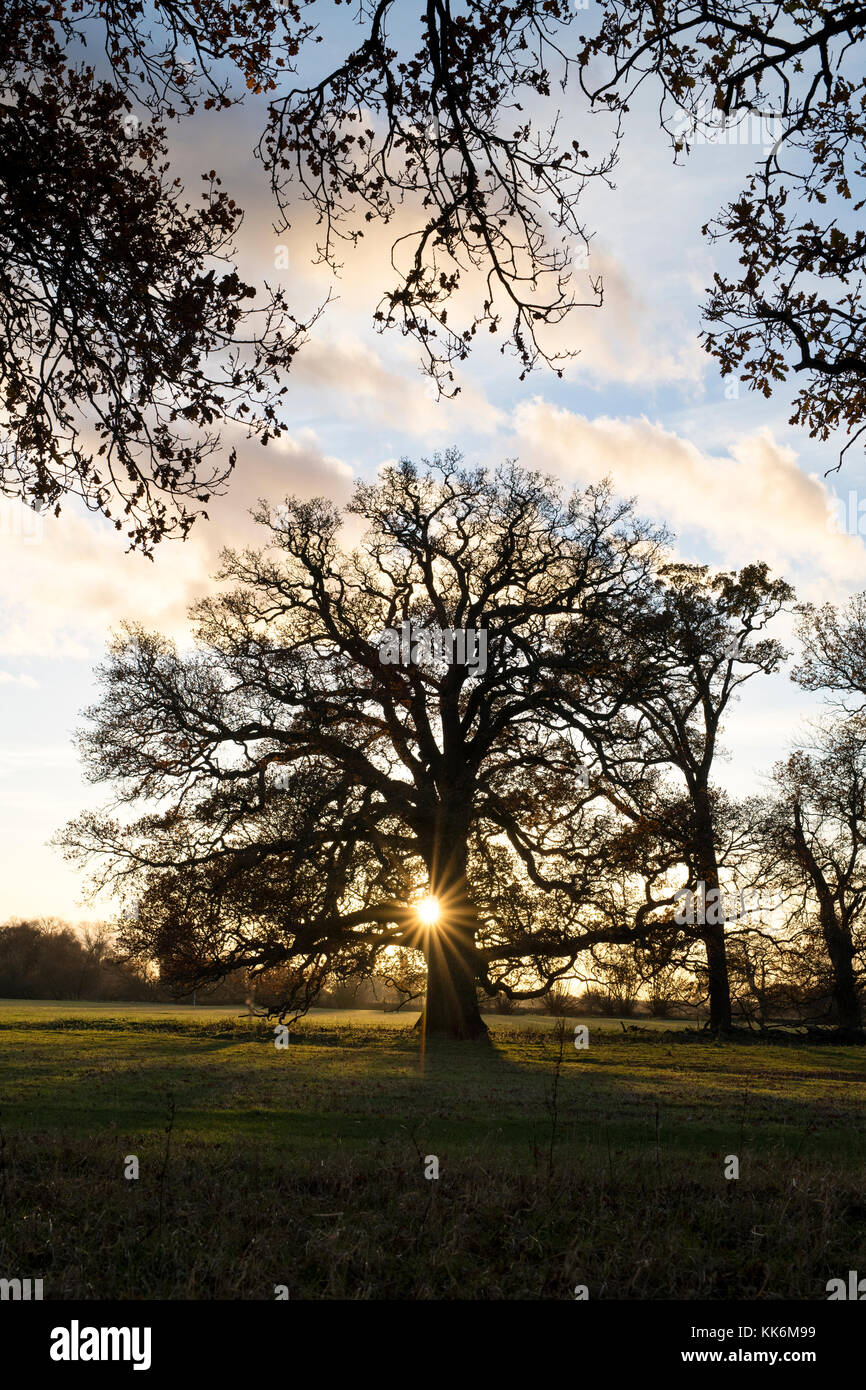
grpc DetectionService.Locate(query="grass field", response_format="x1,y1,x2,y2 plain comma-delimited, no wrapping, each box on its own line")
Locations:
1,1001,865,1299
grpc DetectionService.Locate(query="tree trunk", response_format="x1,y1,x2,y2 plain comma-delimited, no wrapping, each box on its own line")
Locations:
422,917,488,1040
419,820,489,1041
694,795,733,1033
702,917,732,1033
820,904,861,1031
792,802,862,1031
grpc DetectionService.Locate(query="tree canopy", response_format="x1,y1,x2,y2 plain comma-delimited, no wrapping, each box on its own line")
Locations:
59,453,795,1037
6,1,866,547
1,0,601,547
581,0,866,465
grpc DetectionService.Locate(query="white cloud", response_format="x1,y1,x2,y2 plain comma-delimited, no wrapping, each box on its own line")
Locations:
288,336,505,437
512,399,866,594
0,671,38,687
0,432,355,659
549,249,707,388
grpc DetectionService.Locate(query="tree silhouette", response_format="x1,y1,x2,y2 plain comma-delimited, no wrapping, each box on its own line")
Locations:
8,1,865,547
260,0,608,392
763,720,866,1031
580,0,866,463
794,592,866,712
1,0,607,546
59,453,687,1040
0,0,321,550
587,561,793,1031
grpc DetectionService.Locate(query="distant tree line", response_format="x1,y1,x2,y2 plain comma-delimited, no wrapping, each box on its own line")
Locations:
0,918,421,1010
2,913,855,1032
0,920,152,1000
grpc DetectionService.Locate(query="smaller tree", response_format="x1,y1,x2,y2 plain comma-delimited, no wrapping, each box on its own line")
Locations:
725,926,789,1029
584,943,642,1018
539,982,583,1017
588,560,793,1032
794,594,866,714
762,720,866,1031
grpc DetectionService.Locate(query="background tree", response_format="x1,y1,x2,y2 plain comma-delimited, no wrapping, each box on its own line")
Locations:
59,453,690,1040
724,923,787,1029
586,561,793,1031
795,592,866,713
580,943,642,1018
755,706,866,1033
0,918,151,1000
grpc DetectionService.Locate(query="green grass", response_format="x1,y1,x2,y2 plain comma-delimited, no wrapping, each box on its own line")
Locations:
0,998,694,1027
1,1002,865,1298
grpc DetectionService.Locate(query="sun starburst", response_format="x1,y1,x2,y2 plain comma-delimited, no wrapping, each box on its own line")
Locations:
417,895,441,927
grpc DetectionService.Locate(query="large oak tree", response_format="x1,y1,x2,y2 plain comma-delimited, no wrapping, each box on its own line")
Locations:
59,453,686,1039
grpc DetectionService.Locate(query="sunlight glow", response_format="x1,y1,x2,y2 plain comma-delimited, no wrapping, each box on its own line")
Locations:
417,895,441,927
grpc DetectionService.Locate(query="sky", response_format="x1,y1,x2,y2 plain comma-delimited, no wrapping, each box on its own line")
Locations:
1,9,863,923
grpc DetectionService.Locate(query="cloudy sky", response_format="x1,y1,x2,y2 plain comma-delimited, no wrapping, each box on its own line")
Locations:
2,15,863,923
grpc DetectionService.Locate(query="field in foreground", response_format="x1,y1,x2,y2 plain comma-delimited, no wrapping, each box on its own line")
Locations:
0,1002,864,1299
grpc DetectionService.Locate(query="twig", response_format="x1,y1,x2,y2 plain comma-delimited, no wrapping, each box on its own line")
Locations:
0,1113,8,1219
739,1087,749,1151
547,1019,567,1181
655,1101,661,1177
157,1092,176,1244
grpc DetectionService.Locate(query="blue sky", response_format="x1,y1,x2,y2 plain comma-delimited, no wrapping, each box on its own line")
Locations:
1,12,862,922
